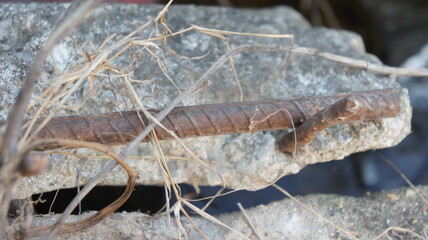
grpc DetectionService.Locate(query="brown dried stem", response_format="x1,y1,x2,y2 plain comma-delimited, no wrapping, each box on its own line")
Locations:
12,139,137,240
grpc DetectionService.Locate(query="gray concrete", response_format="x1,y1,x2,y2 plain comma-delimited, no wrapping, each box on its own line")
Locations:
26,186,428,240
0,3,411,198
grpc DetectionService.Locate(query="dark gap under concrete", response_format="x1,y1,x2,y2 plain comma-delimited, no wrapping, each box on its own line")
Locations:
31,185,165,215
24,152,428,216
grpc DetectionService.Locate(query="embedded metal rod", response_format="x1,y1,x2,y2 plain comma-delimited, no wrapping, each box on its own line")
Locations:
29,89,400,150
279,95,373,152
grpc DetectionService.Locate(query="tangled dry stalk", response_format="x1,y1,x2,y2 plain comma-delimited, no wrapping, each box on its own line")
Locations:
1,1,428,239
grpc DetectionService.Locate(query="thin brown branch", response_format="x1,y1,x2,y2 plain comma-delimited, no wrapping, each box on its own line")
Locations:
12,139,137,239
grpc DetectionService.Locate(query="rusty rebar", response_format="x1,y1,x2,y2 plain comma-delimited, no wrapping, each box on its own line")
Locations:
28,88,400,150
278,94,393,152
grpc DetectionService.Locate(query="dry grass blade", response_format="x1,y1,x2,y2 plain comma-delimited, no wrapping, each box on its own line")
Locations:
272,184,359,240
237,202,263,240
291,46,428,77
182,200,251,240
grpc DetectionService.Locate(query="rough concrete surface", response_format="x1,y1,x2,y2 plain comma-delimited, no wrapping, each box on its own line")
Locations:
25,186,428,240
0,3,411,198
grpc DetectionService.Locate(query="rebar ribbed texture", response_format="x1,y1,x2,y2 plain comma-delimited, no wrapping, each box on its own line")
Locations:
30,89,400,148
